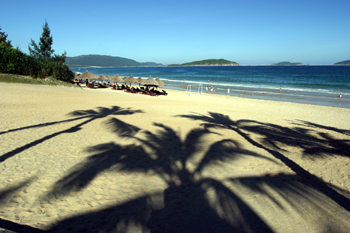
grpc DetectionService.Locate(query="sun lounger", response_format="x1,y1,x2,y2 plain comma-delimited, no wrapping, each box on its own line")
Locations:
140,90,157,96
125,88,138,94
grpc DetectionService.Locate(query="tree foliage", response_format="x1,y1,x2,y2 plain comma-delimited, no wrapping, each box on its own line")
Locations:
0,43,33,74
0,25,12,47
0,21,74,82
28,20,55,60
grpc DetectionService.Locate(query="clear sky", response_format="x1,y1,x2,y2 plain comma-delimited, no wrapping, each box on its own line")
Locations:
1,0,349,65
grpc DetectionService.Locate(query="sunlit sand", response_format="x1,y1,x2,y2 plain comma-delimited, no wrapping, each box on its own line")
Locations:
1,83,350,232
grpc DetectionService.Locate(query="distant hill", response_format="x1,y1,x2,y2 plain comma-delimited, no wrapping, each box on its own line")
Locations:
65,55,162,68
169,59,239,66
334,60,350,65
271,61,303,66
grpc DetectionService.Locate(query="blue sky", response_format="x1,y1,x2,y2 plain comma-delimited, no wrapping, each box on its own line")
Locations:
1,0,349,65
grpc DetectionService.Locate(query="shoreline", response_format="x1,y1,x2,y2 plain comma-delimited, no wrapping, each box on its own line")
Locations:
163,82,349,109
1,83,350,232
71,66,350,109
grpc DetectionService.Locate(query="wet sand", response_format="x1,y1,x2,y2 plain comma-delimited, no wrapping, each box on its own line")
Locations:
1,83,350,232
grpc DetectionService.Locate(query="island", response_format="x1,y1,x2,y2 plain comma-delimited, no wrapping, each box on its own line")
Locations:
271,61,304,66
65,54,163,68
168,59,239,67
334,60,350,65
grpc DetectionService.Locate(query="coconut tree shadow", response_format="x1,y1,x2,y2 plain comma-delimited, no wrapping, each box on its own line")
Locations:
239,120,350,159
44,123,338,232
177,112,350,211
296,120,350,136
0,115,87,136
0,106,143,163
0,218,44,233
48,194,155,232
0,179,44,232
291,120,350,157
0,179,34,206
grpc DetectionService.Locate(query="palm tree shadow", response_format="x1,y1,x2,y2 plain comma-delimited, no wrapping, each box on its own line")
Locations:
239,119,350,159
0,179,34,206
296,120,350,136
0,179,44,232
177,112,350,211
0,115,87,136
0,106,143,163
291,120,350,157
44,123,342,232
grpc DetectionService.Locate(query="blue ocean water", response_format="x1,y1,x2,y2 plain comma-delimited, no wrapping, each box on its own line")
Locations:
71,66,350,108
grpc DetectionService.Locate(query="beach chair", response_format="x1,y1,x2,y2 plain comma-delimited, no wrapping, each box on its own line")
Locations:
150,92,159,96
140,90,149,95
125,87,138,94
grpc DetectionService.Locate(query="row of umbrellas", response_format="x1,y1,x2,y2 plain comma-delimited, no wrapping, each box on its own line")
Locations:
76,71,166,87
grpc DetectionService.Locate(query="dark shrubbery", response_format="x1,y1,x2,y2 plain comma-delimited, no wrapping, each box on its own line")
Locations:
0,43,33,75
0,23,74,82
52,61,74,82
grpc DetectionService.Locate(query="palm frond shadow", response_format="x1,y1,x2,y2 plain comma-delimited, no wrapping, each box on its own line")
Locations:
0,179,44,232
0,115,87,136
0,106,143,163
240,120,350,159
177,112,350,211
0,218,44,233
0,179,34,206
295,120,350,136
45,123,343,232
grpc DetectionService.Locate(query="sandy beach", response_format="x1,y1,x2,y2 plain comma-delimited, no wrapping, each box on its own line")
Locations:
1,83,350,232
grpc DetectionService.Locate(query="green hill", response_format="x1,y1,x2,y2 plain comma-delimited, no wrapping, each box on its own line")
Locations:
65,55,162,68
169,59,239,66
334,60,350,65
271,61,303,66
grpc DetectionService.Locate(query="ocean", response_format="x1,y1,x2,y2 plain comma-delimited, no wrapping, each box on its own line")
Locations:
71,66,350,109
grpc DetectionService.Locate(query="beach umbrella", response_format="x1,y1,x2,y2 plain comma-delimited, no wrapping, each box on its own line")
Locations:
155,77,166,86
98,74,107,81
123,75,138,86
141,75,160,88
137,77,144,83
78,71,98,81
105,75,112,81
137,77,144,86
110,74,123,83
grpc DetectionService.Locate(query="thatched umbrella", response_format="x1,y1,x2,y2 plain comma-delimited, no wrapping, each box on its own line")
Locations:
123,75,138,86
110,74,123,84
137,77,144,86
98,74,107,81
141,75,160,89
137,77,143,83
105,75,112,81
155,77,166,86
78,71,98,81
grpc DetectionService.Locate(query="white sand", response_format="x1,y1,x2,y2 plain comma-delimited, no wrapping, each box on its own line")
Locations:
0,83,350,232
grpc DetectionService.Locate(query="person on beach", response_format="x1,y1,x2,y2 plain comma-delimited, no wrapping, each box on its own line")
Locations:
339,94,342,98
206,86,208,93
280,86,282,92
211,86,213,94
227,88,230,95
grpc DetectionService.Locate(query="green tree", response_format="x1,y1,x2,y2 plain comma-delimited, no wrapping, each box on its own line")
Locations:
28,20,55,60
0,25,12,47
0,44,33,75
27,20,73,81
